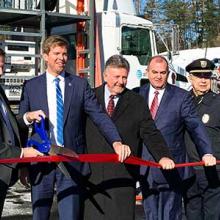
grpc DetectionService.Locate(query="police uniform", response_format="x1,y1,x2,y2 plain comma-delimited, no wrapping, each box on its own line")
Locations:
184,58,220,220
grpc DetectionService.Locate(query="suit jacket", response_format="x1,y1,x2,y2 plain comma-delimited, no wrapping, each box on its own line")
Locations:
185,91,220,163
0,86,21,185
139,83,213,185
18,72,121,176
84,85,171,220
86,85,171,180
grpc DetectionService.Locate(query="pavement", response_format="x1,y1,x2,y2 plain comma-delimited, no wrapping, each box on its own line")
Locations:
2,182,145,220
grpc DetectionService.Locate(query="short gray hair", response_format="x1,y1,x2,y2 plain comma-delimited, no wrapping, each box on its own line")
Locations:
104,55,130,72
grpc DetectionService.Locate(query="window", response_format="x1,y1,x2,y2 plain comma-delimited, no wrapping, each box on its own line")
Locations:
121,26,152,65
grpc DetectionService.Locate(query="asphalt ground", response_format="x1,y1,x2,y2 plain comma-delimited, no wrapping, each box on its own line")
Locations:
2,182,145,220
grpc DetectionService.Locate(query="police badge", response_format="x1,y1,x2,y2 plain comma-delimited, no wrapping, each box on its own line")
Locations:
200,60,207,68
202,114,210,124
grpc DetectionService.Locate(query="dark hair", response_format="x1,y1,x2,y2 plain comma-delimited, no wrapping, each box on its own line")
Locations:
148,55,169,72
0,48,6,57
104,55,130,72
42,35,69,54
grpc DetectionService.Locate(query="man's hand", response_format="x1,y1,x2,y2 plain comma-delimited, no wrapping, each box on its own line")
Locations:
22,147,43,157
113,142,131,162
25,110,46,123
202,154,216,166
158,157,175,170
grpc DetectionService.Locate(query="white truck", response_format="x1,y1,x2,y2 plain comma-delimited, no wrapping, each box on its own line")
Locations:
0,0,177,105
54,0,159,88
54,0,179,89
94,0,157,88
168,47,220,92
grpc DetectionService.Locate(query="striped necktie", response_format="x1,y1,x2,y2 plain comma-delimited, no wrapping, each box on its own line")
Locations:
107,95,115,117
150,90,159,119
54,78,64,146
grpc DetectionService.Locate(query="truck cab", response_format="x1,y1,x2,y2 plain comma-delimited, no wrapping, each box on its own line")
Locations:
98,10,157,88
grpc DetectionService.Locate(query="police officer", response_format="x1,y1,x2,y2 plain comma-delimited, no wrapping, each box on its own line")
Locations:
184,58,220,220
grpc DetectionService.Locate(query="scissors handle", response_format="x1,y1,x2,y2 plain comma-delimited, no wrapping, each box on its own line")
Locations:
26,116,51,153
34,116,48,141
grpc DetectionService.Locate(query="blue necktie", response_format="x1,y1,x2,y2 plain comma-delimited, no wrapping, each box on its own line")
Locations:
54,78,64,146
0,100,15,145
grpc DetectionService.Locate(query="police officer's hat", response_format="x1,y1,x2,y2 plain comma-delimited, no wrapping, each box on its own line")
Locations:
185,58,215,77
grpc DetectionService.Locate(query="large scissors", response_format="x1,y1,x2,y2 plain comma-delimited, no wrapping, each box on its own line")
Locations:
26,116,78,177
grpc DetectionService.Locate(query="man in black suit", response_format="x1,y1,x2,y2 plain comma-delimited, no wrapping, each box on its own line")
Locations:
83,55,175,220
0,49,43,217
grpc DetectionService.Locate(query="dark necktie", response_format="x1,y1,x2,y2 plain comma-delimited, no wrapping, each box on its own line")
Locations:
150,91,159,119
107,95,115,117
54,78,64,146
0,100,15,145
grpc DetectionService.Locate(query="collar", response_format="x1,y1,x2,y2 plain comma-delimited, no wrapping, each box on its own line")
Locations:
104,84,120,99
191,90,215,105
46,71,65,83
149,84,165,95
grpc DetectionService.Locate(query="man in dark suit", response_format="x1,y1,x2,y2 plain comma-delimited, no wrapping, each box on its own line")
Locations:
83,55,175,220
18,36,131,220
184,58,220,219
139,55,216,220
0,50,43,217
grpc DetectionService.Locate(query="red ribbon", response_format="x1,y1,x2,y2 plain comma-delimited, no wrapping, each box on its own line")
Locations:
0,153,219,168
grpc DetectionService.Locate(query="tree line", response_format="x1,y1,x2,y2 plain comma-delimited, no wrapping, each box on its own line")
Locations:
141,0,220,51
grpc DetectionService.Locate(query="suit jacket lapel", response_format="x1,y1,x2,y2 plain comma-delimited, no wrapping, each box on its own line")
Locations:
112,89,130,121
140,83,172,123
142,84,150,104
0,89,20,144
96,85,130,121
154,84,172,122
40,74,49,117
95,85,105,108
63,72,74,124
7,107,20,144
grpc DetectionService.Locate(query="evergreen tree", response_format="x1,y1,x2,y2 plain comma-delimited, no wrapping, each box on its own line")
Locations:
193,0,220,47
140,0,220,49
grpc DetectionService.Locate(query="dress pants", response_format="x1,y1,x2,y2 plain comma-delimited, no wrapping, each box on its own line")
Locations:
184,168,220,220
30,163,81,220
0,180,8,217
141,182,182,220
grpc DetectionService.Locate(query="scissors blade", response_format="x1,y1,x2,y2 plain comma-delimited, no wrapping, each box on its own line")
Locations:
57,163,71,178
49,145,79,158
49,145,79,178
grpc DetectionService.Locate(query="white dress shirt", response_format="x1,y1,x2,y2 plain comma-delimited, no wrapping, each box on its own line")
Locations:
104,84,119,110
148,85,165,108
23,72,65,146
46,72,65,145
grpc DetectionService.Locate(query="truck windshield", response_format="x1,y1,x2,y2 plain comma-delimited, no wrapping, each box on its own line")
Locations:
121,26,152,65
